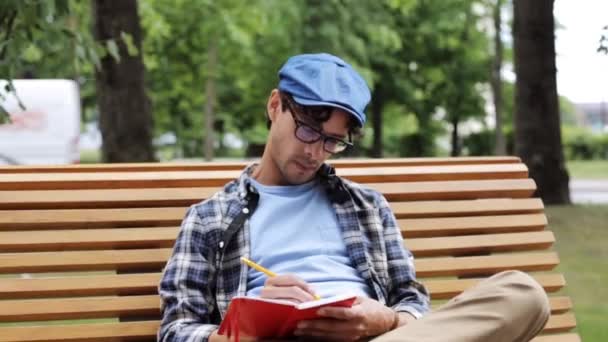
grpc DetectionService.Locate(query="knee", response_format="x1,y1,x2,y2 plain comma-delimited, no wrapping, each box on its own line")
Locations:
494,270,551,322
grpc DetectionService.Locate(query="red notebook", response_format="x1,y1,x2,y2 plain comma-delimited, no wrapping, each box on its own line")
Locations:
217,293,357,341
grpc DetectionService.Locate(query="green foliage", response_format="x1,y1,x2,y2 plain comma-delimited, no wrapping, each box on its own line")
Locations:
0,0,138,125
562,126,608,160
3,0,509,159
140,0,297,157
463,129,494,156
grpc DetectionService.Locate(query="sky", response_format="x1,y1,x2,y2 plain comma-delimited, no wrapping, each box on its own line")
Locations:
554,0,608,104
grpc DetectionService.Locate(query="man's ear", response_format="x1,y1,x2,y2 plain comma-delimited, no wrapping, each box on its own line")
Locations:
266,89,281,124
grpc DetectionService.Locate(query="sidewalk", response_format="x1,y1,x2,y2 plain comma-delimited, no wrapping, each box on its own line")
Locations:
570,179,608,204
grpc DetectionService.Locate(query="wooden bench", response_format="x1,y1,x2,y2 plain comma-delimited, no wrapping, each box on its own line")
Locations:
0,157,580,342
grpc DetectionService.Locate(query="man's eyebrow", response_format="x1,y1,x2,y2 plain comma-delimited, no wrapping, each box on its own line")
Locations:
326,132,347,140
296,113,347,139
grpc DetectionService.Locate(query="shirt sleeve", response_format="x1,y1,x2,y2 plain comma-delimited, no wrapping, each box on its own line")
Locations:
378,194,430,319
158,206,219,342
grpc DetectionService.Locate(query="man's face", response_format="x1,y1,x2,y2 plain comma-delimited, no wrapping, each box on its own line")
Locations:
269,97,350,185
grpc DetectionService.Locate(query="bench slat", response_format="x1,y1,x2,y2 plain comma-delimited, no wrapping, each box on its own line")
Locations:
0,295,160,322
391,198,544,218
0,208,185,229
0,213,549,237
432,296,570,313
400,213,547,237
0,273,160,299
543,313,577,333
0,179,537,210
0,156,521,173
0,198,545,229
414,252,559,277
0,249,559,276
0,273,565,300
0,315,574,342
0,320,159,342
0,227,179,252
407,231,554,256
547,296,574,314
0,294,570,323
424,274,565,299
0,229,555,256
532,333,582,342
0,164,529,190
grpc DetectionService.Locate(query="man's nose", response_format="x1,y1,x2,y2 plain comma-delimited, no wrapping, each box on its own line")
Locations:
304,139,324,159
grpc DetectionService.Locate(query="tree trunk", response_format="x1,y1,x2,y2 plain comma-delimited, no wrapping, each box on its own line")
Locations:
204,37,218,161
450,118,460,157
492,0,506,155
93,0,154,162
513,0,570,204
370,91,383,158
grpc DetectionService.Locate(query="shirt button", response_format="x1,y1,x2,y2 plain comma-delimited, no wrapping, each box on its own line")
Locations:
242,207,250,214
219,241,225,248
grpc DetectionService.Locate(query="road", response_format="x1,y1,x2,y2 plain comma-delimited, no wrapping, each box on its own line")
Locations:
570,179,608,204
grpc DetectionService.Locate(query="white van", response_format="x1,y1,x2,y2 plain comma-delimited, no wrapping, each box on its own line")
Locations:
0,79,81,165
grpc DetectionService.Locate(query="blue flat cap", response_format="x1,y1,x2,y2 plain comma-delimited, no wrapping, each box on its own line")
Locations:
278,53,370,127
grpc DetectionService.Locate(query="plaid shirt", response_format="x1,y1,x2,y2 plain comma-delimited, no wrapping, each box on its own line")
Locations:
158,164,430,342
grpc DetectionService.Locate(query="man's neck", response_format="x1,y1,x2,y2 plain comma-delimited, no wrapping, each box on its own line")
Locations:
250,153,283,186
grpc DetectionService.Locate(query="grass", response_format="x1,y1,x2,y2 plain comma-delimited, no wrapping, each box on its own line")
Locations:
546,204,608,342
566,160,608,179
80,149,101,164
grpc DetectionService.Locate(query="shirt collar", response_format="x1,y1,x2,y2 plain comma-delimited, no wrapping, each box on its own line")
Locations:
235,162,348,203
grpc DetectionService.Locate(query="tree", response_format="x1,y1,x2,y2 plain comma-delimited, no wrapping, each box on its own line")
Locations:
140,0,293,159
0,0,85,124
92,0,155,162
490,0,507,155
512,0,570,204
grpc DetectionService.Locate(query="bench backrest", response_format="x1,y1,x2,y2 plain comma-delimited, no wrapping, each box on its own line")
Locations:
0,158,580,342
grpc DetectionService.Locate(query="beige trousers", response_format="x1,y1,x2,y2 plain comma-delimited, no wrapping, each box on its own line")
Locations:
372,270,551,342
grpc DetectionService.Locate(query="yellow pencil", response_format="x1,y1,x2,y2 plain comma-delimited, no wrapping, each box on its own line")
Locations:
240,257,321,300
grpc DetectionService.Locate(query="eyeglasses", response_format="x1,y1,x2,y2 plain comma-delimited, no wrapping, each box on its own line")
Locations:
283,99,353,154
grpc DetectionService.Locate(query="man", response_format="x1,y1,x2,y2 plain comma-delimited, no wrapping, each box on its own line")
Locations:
158,53,550,342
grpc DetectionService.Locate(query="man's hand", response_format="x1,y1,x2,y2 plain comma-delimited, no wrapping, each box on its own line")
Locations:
259,274,317,303
293,297,402,341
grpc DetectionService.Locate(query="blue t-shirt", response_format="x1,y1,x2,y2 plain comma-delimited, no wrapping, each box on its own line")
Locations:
246,177,372,298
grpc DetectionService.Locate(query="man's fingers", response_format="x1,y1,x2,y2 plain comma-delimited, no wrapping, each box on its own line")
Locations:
265,274,314,290
260,285,315,303
317,306,363,320
296,323,361,341
264,274,316,296
298,319,363,335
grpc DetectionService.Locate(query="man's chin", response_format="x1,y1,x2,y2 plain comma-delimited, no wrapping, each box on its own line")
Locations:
284,168,317,185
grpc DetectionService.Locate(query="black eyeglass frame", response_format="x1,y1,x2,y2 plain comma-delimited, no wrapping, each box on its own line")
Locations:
283,99,354,154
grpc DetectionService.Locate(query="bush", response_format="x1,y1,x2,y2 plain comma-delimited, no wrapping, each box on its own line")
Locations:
462,128,514,156
462,130,494,156
562,127,608,160
399,132,436,157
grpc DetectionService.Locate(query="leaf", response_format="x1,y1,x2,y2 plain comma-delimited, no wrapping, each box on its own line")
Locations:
120,31,139,56
0,105,12,125
75,44,86,60
22,43,43,62
106,39,121,62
